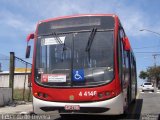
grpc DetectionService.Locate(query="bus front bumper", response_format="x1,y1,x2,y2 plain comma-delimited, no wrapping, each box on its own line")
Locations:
33,93,124,115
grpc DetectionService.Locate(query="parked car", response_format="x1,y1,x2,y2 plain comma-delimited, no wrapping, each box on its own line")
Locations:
142,82,154,92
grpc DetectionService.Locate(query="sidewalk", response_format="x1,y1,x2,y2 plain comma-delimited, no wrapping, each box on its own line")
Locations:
0,102,60,120
0,102,32,114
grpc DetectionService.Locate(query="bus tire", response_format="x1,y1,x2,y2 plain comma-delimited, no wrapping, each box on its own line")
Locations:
132,98,136,103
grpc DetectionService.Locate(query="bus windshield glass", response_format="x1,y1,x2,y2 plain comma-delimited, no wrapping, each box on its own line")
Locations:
35,30,114,87
35,16,115,87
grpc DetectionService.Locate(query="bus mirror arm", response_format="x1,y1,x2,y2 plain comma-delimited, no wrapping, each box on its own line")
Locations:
123,37,131,51
27,33,34,42
26,33,34,58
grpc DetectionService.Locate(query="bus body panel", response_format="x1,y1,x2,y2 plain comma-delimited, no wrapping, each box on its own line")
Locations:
33,93,124,115
39,14,118,24
28,14,137,115
32,79,117,102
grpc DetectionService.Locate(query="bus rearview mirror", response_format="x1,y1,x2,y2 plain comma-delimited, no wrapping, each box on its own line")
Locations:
26,45,31,58
26,33,34,58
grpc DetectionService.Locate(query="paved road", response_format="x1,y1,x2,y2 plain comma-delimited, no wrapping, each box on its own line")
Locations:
136,90,160,120
140,90,160,114
1,90,160,120
0,100,138,120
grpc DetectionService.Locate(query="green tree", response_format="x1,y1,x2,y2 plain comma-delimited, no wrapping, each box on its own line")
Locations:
139,66,160,87
139,71,148,80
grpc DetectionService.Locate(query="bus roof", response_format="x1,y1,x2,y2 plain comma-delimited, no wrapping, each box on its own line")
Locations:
38,14,118,24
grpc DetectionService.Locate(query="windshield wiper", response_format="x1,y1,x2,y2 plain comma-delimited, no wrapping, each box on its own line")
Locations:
85,28,97,52
53,32,67,51
53,32,67,62
85,28,97,64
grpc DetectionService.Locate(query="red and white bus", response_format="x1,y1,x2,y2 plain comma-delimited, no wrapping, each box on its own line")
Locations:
26,14,137,115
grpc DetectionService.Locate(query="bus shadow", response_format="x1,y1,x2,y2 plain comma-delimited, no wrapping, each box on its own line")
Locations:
56,115,122,120
55,99,143,120
126,99,143,119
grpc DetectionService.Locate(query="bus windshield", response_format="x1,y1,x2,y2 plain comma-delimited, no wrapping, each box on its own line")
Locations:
35,29,114,87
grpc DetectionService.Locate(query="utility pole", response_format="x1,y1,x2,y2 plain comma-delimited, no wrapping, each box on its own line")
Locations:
140,29,160,88
9,52,15,101
152,54,160,67
152,54,160,87
153,54,157,67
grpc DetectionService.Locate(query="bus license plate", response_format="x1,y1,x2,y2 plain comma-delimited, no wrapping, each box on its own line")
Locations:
65,105,80,110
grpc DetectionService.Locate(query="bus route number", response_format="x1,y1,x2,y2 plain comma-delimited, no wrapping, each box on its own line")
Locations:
79,91,97,97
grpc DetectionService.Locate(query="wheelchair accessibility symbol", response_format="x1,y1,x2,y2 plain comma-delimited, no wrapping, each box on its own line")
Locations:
74,71,82,80
72,69,84,81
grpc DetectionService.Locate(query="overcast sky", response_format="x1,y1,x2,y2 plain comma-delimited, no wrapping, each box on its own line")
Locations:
1,0,160,85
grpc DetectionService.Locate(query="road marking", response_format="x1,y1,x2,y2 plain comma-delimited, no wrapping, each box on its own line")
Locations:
140,91,156,93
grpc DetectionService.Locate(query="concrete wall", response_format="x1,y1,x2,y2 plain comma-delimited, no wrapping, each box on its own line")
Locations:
0,88,12,107
0,74,30,89
0,73,31,106
0,75,9,87
14,75,29,90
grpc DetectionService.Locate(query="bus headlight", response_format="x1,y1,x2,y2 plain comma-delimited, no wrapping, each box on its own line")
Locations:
105,91,110,96
98,93,103,98
43,93,48,98
35,92,48,99
38,92,43,97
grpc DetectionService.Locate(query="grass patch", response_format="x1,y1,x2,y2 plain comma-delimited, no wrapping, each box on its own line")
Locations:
14,88,32,101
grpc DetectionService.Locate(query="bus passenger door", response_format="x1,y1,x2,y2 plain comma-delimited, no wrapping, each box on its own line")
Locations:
130,55,137,101
118,28,130,109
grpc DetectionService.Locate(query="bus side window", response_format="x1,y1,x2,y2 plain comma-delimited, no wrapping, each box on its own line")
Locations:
119,28,127,88
118,31,122,86
120,28,131,90
118,28,125,88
